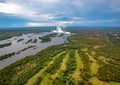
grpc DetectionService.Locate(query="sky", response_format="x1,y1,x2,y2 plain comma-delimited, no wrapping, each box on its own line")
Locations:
0,0,120,28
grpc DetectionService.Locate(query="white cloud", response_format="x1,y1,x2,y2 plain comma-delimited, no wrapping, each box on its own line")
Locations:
38,0,60,3
0,0,119,27
70,0,84,10
40,14,55,20
0,2,35,16
25,22,55,27
76,19,115,24
26,21,74,27
26,22,49,26
0,1,57,21
57,21,74,26
73,17,83,20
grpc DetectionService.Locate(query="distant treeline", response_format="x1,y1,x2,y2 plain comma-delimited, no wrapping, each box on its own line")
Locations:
0,28,54,40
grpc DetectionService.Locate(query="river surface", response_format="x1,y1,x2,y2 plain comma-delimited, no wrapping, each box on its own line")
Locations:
0,32,70,69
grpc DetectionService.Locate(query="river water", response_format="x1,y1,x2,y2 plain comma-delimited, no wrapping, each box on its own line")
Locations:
0,32,70,69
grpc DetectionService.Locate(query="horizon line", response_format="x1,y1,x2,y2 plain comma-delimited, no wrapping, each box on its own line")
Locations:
0,26,120,29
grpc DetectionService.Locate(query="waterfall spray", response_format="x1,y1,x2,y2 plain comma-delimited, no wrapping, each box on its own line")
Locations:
52,26,71,34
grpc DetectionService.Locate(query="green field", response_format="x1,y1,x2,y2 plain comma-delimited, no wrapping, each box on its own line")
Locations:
0,29,120,85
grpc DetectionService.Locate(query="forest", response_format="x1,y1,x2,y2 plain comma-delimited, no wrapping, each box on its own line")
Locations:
0,29,120,85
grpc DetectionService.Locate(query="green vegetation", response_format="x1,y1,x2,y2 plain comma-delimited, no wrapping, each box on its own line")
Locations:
39,33,57,43
39,52,66,85
0,44,66,85
25,39,33,44
72,50,83,85
0,29,120,85
0,28,54,40
0,52,15,60
79,49,92,81
39,36,51,43
25,39,37,44
0,32,21,40
16,46,36,54
53,50,76,85
0,43,12,48
32,39,37,43
58,33,64,37
17,39,24,42
26,52,65,85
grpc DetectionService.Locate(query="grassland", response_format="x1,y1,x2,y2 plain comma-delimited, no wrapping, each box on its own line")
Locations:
0,29,120,85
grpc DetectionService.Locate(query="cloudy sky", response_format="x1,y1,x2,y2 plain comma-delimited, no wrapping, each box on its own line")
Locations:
0,0,120,28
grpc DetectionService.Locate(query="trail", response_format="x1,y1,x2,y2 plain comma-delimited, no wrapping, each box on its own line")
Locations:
85,52,98,76
89,77,109,85
105,34,113,45
73,50,83,85
89,77,120,85
59,53,69,70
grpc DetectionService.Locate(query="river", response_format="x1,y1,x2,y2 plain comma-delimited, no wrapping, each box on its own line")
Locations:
0,32,70,69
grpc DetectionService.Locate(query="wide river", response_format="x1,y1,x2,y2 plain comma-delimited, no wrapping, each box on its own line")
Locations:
0,32,70,69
